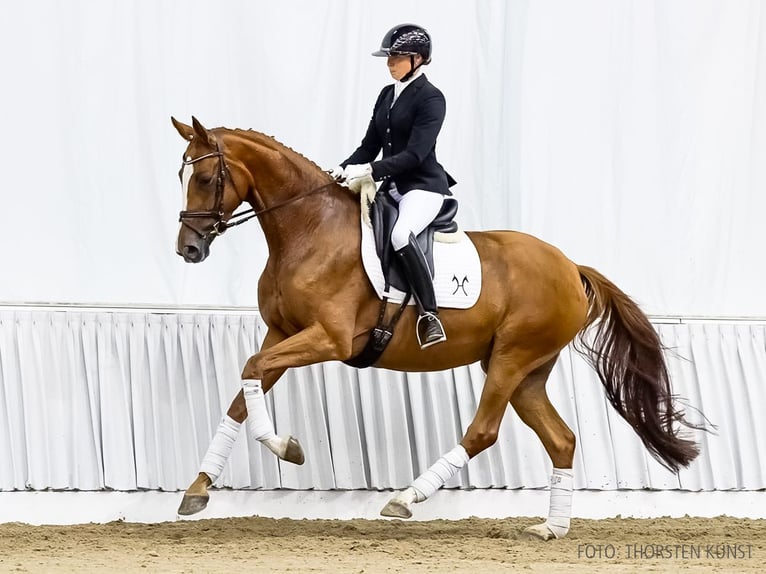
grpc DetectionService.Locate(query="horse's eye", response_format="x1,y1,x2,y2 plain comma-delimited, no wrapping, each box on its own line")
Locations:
198,174,214,186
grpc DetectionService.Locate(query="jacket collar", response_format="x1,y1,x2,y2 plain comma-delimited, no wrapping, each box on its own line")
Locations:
390,73,427,108
394,67,424,98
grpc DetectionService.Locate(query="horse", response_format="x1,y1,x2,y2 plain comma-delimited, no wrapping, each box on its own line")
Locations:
170,116,701,540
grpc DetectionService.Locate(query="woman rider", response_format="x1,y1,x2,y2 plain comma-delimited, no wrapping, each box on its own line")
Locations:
334,23,456,349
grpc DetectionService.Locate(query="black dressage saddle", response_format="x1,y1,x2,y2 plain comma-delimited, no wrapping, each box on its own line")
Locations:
370,188,458,293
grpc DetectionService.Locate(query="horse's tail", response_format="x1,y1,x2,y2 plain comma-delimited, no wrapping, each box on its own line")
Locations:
576,265,701,472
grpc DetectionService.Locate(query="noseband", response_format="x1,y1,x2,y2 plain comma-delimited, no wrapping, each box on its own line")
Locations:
179,142,337,241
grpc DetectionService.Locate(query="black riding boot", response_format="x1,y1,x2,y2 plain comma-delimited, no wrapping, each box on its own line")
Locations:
395,235,447,349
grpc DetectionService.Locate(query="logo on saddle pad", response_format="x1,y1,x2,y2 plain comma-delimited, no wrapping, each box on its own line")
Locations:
452,275,470,296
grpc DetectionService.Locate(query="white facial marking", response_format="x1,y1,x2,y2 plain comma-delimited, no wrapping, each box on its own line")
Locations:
178,162,194,238
181,162,194,209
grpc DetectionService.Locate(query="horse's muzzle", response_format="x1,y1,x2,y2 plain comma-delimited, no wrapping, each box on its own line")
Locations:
178,242,209,263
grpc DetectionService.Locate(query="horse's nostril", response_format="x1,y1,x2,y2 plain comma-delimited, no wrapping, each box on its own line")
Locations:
182,245,201,262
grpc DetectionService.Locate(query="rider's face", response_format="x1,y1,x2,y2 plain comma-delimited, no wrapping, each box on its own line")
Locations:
387,54,422,81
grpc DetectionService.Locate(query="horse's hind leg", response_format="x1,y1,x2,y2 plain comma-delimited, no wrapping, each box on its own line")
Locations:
510,356,577,540
381,349,551,519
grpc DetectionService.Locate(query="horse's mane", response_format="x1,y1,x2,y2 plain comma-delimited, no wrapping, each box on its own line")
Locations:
211,126,358,224
218,127,326,176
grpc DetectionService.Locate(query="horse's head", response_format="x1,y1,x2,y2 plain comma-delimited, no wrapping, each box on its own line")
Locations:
171,116,251,263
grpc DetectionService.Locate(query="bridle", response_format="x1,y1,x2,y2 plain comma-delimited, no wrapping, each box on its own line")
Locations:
178,142,254,241
179,141,337,241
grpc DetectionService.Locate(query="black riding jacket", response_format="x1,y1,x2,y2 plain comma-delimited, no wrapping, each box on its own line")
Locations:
341,74,456,196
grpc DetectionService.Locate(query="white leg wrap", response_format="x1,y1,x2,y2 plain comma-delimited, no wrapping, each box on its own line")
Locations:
199,415,241,482
546,468,574,538
411,445,469,501
242,379,288,458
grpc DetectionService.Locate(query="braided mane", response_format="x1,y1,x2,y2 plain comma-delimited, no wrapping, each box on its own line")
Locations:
218,127,326,175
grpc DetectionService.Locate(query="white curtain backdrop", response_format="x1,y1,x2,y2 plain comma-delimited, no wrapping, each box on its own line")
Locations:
1,1,765,505
1,309,764,493
0,0,764,316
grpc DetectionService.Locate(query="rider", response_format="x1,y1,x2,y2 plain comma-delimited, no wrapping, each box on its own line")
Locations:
334,23,456,349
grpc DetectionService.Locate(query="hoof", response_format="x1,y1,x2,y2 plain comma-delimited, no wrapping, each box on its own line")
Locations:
284,436,305,465
177,493,209,516
523,523,557,541
380,499,413,519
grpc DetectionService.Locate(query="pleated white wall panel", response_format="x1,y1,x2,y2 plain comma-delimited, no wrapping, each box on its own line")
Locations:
0,310,764,492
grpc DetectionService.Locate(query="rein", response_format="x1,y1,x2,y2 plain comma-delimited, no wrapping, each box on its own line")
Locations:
179,144,337,241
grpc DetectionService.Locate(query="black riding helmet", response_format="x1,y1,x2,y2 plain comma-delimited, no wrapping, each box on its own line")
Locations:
372,23,432,64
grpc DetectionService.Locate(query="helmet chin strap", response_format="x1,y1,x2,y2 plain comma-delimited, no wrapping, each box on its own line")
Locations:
400,55,422,82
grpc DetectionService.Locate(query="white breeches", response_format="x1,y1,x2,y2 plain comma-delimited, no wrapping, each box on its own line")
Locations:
390,187,446,251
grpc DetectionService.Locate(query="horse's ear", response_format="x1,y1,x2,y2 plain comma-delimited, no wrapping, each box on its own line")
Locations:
171,117,195,141
191,116,215,148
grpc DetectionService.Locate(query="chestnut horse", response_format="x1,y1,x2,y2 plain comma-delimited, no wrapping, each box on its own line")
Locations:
171,117,700,539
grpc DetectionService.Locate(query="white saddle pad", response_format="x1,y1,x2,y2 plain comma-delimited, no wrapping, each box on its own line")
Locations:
359,215,481,309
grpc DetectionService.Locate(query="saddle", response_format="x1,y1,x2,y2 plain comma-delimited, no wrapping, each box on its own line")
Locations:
370,186,459,293
345,176,479,369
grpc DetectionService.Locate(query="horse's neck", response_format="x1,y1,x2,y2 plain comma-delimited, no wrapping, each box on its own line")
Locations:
236,133,359,259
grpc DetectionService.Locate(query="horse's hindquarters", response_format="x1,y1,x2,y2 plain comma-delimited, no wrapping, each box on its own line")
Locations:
375,231,588,372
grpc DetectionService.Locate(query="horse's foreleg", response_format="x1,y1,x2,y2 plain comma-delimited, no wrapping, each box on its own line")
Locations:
240,377,306,463
178,363,291,516
192,366,295,476
381,351,535,519
240,322,351,463
510,356,576,541
178,389,245,516
178,328,289,516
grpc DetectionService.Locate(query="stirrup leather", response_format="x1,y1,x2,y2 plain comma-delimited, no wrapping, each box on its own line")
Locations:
416,312,447,349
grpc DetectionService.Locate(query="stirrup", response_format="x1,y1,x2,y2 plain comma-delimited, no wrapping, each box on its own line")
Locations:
416,312,447,349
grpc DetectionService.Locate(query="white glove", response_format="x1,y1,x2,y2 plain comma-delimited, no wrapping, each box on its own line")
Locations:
328,165,344,181
342,163,372,183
